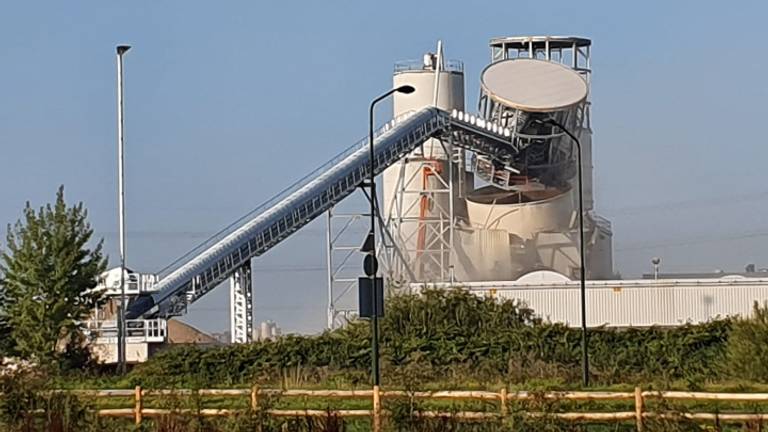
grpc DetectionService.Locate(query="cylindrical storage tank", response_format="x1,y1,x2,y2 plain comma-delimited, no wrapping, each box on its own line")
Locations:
463,55,612,280
466,185,575,239
464,185,578,279
391,64,464,158
477,58,588,189
486,36,596,210
382,56,466,282
453,35,610,282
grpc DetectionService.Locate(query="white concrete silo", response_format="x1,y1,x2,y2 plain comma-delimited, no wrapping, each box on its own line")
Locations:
382,51,469,282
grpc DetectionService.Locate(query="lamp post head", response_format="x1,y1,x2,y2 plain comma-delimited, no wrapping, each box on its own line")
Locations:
395,85,415,94
360,231,375,254
116,45,132,55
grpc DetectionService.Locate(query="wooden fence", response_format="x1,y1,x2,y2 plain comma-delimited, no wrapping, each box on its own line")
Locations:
62,386,768,431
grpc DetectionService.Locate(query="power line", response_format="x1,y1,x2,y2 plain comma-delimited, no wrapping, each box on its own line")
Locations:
251,265,325,273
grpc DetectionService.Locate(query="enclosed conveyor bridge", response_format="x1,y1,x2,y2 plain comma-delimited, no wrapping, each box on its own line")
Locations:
127,107,523,319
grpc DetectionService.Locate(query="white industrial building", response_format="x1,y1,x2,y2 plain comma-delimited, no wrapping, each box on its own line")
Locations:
421,273,768,328
86,267,165,363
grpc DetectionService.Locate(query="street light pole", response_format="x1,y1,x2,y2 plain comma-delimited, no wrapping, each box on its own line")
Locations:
367,85,415,387
538,117,589,387
116,44,131,374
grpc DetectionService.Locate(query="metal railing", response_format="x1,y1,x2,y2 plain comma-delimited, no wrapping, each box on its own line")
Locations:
590,211,613,232
100,273,159,295
393,59,464,73
85,319,167,341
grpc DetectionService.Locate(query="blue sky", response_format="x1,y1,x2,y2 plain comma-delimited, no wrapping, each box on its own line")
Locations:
2,1,767,333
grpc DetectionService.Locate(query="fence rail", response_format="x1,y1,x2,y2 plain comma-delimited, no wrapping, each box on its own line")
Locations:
44,386,768,431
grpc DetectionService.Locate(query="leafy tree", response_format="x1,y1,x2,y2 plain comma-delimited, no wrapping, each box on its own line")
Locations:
0,186,107,367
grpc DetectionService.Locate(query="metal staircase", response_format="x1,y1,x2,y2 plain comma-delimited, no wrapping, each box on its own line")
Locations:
127,107,521,319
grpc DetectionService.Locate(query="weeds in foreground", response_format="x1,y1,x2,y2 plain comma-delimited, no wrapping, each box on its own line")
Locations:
0,367,99,432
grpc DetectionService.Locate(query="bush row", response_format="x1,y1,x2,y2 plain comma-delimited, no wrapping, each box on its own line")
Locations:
129,289,742,388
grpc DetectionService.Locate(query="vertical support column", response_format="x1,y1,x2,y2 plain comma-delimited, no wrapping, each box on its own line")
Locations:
229,261,253,344
326,209,335,330
635,386,644,431
447,137,455,284
372,385,382,432
134,385,142,425
251,385,260,411
431,40,443,108
500,388,508,417
326,201,369,330
572,42,578,69
116,45,131,374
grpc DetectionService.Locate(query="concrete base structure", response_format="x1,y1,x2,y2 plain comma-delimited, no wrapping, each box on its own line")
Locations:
91,341,156,364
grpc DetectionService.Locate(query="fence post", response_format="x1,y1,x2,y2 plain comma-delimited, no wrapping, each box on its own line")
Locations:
251,385,259,411
134,385,143,425
634,386,644,432
373,385,382,432
500,388,508,417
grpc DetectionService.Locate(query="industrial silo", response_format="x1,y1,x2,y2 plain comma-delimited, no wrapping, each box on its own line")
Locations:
457,36,613,280
382,50,470,282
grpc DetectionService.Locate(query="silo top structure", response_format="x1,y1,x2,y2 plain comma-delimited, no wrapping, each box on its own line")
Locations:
476,36,593,193
480,59,588,113
489,36,591,75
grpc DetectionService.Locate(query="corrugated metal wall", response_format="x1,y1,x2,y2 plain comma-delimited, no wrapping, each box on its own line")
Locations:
418,279,768,327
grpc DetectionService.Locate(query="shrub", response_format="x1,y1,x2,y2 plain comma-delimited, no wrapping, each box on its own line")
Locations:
726,301,768,382
129,289,733,388
0,367,96,432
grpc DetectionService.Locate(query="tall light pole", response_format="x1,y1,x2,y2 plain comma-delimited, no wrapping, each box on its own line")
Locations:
536,117,589,387
367,84,415,387
116,44,131,373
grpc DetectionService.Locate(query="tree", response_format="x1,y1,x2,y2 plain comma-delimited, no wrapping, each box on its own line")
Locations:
0,186,107,367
